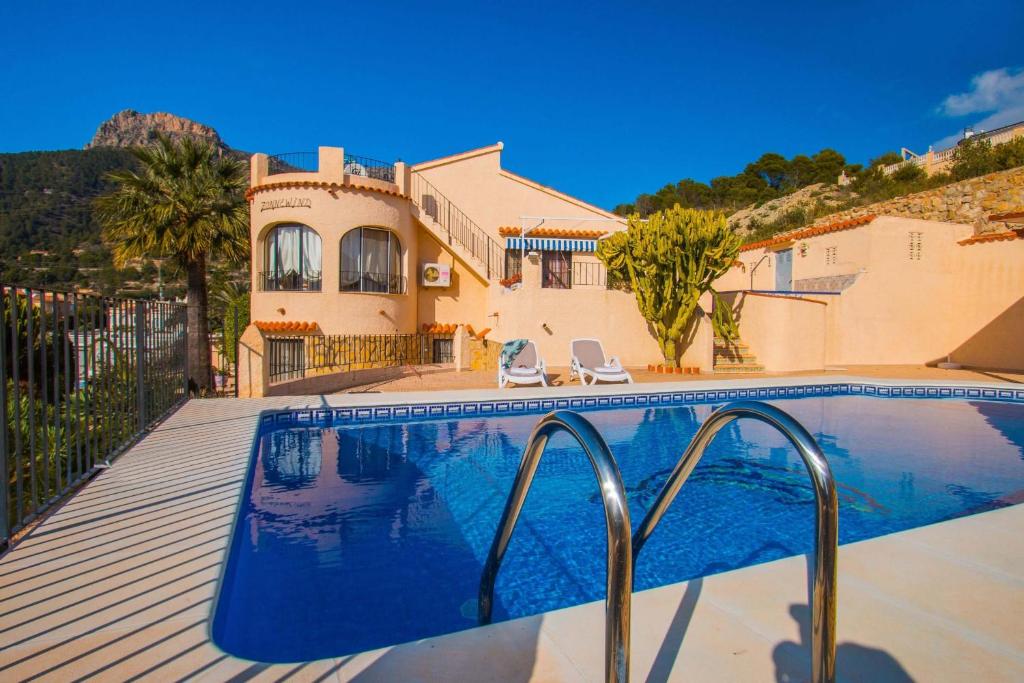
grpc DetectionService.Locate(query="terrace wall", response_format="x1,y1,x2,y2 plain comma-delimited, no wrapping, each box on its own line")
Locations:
720,215,1024,371
722,292,828,372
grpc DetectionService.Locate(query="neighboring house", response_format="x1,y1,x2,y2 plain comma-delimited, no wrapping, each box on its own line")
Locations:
882,120,1024,176
715,213,1024,371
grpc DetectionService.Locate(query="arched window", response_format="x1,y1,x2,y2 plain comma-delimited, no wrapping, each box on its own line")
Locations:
340,227,404,294
263,224,322,291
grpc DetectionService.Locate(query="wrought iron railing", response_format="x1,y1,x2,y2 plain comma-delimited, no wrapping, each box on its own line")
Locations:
344,153,396,183
339,271,406,295
258,271,322,292
568,261,631,290
268,152,318,173
0,285,188,547
410,172,505,279
267,151,396,183
570,261,604,288
268,332,455,383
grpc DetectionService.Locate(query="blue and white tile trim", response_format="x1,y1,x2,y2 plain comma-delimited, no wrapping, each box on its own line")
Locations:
259,381,1024,430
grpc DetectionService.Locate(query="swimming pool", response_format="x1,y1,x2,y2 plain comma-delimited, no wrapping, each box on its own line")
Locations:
211,386,1024,662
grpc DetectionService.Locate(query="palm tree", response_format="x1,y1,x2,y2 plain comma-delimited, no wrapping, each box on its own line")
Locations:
95,135,249,394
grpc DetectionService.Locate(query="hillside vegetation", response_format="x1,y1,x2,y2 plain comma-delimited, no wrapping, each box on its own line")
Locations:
0,110,249,297
616,136,1024,243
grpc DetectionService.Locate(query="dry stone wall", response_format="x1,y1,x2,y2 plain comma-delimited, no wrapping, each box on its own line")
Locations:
811,166,1024,233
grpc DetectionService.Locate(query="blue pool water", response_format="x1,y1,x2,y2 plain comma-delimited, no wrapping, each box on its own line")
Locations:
212,395,1024,662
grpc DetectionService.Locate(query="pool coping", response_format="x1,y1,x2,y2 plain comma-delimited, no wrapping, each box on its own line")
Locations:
1,375,1021,681
255,376,1024,429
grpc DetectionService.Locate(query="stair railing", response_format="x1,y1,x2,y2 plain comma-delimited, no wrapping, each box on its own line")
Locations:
478,410,632,683
409,171,505,279
632,400,839,683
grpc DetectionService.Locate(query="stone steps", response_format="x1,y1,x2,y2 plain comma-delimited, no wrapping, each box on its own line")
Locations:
713,337,764,374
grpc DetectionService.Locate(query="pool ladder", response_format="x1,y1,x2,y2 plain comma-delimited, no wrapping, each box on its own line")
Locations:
478,401,839,683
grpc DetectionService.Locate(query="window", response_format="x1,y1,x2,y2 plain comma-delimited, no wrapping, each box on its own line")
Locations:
909,232,922,260
542,250,572,289
505,250,523,281
824,246,837,265
263,224,322,291
340,227,404,294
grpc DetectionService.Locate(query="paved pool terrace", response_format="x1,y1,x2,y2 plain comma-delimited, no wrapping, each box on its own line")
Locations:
0,376,1021,681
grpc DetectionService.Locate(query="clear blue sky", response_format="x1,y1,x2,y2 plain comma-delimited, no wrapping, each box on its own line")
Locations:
1,0,1022,209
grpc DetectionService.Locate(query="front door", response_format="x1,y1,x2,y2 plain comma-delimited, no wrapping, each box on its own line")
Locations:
775,248,793,291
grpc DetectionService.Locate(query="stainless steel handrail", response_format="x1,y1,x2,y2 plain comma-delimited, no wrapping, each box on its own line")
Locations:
478,410,632,683
632,400,839,683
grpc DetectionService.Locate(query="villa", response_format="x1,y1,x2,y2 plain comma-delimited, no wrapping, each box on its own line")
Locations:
239,143,661,395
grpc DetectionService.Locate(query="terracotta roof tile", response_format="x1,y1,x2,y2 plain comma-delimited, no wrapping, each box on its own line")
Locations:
421,322,459,334
988,210,1024,224
246,180,407,201
497,226,610,239
957,228,1024,246
253,320,319,333
740,214,877,252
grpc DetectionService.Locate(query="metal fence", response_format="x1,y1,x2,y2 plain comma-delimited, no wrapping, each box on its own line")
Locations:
268,332,455,384
410,172,505,280
0,285,188,546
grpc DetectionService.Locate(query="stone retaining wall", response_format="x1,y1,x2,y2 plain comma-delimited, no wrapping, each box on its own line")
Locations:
814,165,1024,233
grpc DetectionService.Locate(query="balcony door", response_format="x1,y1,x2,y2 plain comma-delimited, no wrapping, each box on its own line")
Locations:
542,250,572,289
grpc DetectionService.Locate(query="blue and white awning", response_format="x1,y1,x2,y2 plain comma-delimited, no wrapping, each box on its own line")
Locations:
505,237,597,252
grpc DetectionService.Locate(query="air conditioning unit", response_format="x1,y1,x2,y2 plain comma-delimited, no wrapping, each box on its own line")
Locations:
421,262,451,287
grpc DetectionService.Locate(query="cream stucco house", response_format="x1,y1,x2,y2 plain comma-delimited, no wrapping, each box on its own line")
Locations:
240,143,666,395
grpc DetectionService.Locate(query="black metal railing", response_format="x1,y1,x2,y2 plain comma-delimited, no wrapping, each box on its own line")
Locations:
0,285,188,546
571,261,608,288
410,172,505,280
266,151,396,184
339,271,407,295
268,152,318,174
258,271,322,292
344,153,396,183
268,332,455,383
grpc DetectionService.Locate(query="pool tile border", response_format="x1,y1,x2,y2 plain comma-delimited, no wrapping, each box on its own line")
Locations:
258,381,1024,430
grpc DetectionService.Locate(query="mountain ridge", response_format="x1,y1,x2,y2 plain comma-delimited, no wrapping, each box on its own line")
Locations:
85,109,229,152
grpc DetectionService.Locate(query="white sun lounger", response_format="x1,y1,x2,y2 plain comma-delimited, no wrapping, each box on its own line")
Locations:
498,340,548,388
569,338,633,385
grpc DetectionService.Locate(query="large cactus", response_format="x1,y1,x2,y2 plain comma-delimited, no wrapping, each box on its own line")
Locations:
597,205,740,366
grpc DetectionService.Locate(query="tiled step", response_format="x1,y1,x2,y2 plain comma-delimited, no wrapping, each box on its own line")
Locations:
713,336,763,373
714,351,759,362
716,356,765,366
713,363,766,374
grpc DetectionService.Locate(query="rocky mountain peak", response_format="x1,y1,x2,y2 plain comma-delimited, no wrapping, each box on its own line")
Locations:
85,109,227,150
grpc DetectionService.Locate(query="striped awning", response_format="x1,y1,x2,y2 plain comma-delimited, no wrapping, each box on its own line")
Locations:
505,237,597,252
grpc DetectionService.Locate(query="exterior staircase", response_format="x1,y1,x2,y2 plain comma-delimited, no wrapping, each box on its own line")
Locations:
713,337,765,374
409,172,504,282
